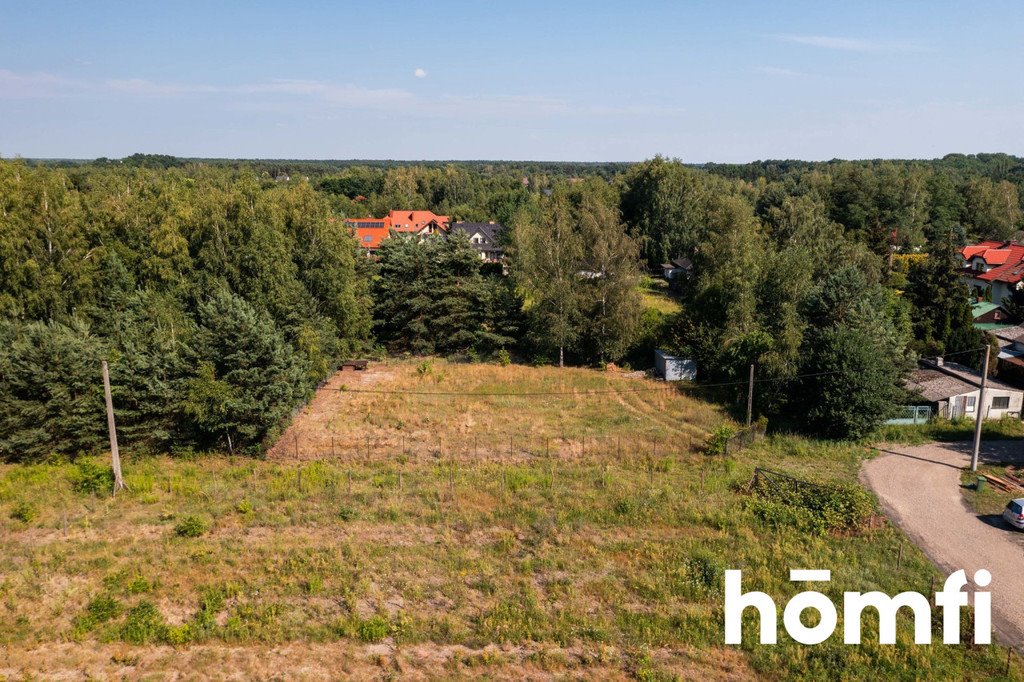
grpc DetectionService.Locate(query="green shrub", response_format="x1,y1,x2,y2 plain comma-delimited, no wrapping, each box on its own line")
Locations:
89,595,122,620
236,499,253,515
10,501,36,523
72,594,124,637
495,349,511,366
127,575,154,595
704,425,736,456
356,615,391,642
338,505,358,522
683,552,724,596
71,460,114,496
751,474,874,533
174,515,209,538
120,601,168,644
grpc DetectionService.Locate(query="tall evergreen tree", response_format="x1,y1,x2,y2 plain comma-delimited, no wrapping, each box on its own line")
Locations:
905,231,984,359
181,289,308,451
0,318,107,461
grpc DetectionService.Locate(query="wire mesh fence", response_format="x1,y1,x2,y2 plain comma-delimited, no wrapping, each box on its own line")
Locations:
271,430,707,464
722,422,766,457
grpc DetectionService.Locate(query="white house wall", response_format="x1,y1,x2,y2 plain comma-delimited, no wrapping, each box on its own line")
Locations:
943,389,1023,419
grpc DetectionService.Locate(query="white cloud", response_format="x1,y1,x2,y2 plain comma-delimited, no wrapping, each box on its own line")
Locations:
756,66,802,77
0,69,86,98
414,68,427,78
0,69,681,123
774,34,922,53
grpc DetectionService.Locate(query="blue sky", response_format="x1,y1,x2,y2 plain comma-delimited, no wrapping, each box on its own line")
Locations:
1,0,1022,162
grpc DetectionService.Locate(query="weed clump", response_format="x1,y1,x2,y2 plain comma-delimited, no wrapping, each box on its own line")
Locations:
120,601,168,644
71,460,114,496
174,515,209,538
9,501,36,523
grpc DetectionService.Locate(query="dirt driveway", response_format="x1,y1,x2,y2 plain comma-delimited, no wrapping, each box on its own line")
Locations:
862,441,1024,645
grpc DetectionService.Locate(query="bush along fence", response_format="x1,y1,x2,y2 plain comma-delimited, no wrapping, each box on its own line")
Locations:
704,419,767,456
746,466,874,534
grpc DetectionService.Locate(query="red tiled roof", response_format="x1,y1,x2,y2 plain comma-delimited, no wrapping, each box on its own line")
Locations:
343,211,451,249
352,225,389,249
961,241,1024,284
386,210,450,233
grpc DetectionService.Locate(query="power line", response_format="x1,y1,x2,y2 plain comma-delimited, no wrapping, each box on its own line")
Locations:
338,368,846,397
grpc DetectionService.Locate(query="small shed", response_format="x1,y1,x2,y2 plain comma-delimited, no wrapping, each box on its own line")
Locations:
654,349,696,381
340,359,369,372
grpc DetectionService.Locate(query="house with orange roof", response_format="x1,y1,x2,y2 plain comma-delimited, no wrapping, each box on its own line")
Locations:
960,240,1024,305
386,210,450,236
344,210,451,255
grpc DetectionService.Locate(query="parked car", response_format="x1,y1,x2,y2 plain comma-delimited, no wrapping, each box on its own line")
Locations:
1003,499,1024,529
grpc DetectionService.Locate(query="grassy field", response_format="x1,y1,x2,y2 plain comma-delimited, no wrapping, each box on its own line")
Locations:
639,279,683,317
267,358,723,461
2,361,1022,680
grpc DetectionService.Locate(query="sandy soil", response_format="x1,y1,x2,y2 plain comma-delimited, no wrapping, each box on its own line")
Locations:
862,440,1024,645
267,364,396,460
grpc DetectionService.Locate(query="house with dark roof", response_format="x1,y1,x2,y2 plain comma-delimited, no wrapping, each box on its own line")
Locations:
448,221,505,263
960,241,1024,306
905,358,1023,420
660,257,692,281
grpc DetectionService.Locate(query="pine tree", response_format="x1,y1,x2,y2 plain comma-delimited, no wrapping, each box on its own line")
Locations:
181,289,308,451
0,318,107,461
372,233,519,356
906,231,983,359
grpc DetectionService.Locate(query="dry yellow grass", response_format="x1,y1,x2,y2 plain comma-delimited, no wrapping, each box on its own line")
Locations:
5,363,1020,680
268,359,725,462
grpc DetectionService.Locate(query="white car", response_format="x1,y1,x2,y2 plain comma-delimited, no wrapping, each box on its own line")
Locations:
1003,499,1024,530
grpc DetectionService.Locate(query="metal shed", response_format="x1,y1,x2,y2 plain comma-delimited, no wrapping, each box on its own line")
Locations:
654,350,696,381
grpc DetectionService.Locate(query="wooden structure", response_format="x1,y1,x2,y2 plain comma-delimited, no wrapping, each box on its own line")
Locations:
340,359,369,372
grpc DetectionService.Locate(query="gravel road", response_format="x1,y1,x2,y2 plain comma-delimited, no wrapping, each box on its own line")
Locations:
862,441,1024,645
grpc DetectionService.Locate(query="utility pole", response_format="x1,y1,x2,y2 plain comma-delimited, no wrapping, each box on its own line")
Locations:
971,346,990,472
746,364,755,427
101,361,127,494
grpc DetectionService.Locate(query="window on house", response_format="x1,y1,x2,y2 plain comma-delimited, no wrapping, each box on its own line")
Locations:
966,396,977,412
992,396,1011,410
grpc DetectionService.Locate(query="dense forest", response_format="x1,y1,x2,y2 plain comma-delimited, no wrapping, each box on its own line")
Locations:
1,153,1021,459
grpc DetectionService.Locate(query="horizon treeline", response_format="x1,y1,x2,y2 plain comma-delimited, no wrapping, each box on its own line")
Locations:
0,153,1020,460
